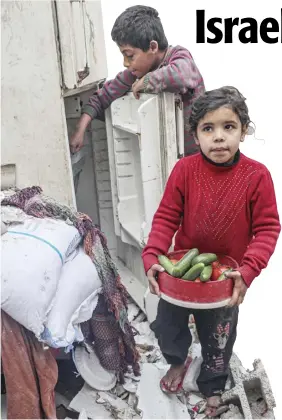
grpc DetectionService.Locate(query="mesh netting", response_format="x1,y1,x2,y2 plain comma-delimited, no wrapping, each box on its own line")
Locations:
81,294,140,382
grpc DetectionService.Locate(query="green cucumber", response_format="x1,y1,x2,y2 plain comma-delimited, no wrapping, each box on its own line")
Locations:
218,269,233,281
174,248,199,277
158,255,181,277
200,265,212,282
182,262,205,280
191,253,217,266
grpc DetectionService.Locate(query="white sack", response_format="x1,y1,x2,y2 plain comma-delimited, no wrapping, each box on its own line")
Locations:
1,218,81,337
42,247,102,348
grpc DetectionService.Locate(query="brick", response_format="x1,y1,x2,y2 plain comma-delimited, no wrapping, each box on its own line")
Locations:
222,354,276,419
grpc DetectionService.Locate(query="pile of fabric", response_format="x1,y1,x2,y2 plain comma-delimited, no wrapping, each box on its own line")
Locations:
1,186,140,418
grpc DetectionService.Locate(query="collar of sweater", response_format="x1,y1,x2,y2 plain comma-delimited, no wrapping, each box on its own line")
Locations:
200,149,240,172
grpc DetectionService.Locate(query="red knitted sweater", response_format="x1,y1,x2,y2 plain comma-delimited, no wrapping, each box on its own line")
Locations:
142,152,281,286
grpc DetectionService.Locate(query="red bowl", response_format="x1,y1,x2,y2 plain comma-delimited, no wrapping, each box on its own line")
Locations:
158,250,239,309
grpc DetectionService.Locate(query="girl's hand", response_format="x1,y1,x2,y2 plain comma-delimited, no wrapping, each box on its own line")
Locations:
146,264,165,296
225,270,248,306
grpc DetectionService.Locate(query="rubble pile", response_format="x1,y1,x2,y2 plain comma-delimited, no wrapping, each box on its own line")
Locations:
55,299,276,419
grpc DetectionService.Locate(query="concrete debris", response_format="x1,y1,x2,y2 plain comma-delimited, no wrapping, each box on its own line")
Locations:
97,391,130,410
143,288,159,324
69,383,111,419
224,376,232,391
220,404,244,419
123,379,138,394
135,343,155,353
189,400,207,419
114,384,129,400
213,405,229,416
136,363,190,419
187,393,205,406
66,299,276,420
222,354,275,419
128,393,138,409
78,408,88,419
145,347,163,363
188,315,200,344
183,343,202,392
97,391,141,419
133,320,158,348
127,303,143,323
124,371,141,382
1,221,7,236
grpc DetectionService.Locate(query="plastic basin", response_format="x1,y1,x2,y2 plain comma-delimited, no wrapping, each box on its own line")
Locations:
158,250,239,309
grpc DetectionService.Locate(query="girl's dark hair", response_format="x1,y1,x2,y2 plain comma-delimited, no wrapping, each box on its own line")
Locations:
189,86,251,134
111,5,168,51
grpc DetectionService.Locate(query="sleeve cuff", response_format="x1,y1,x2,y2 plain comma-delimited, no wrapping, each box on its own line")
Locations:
238,265,258,287
142,73,151,92
142,253,159,274
81,104,97,119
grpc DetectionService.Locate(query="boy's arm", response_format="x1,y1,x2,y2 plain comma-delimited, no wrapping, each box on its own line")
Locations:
70,70,136,153
142,160,185,273
238,169,281,287
142,48,204,95
82,69,136,119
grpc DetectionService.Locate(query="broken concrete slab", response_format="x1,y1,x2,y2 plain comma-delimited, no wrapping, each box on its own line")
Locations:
78,408,88,419
123,378,138,394
220,404,244,419
97,391,141,419
127,302,142,324
183,342,202,393
114,384,130,401
222,354,275,419
66,298,275,420
136,363,191,419
143,288,159,324
128,393,138,409
97,391,129,410
132,319,158,346
69,383,112,419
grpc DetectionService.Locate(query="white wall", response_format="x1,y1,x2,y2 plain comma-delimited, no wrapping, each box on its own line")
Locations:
101,0,282,416
1,1,75,205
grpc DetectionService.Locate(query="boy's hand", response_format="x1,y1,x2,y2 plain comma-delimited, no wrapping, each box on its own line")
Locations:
69,114,92,154
225,270,248,307
132,77,145,99
70,129,84,154
147,264,165,296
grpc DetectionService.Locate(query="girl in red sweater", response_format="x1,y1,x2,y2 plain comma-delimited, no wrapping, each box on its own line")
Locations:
142,86,280,416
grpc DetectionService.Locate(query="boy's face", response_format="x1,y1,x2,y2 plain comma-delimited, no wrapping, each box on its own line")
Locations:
195,107,246,164
119,41,160,79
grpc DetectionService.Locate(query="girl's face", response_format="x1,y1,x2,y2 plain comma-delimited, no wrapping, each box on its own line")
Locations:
195,106,246,164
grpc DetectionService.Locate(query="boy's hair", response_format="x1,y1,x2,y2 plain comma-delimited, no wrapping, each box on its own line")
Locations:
111,5,168,51
189,86,251,134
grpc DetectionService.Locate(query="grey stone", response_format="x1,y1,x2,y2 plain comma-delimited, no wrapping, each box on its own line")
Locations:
222,354,275,419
